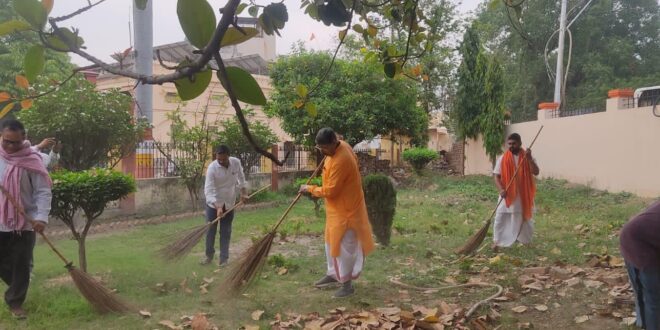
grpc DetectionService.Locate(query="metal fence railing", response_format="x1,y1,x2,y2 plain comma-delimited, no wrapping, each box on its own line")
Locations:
133,142,318,179
277,144,316,172
135,141,193,179
622,95,660,109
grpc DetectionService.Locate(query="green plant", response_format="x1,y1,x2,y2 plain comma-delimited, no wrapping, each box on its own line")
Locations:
267,254,299,273
214,109,278,178
17,76,147,171
362,174,397,246
266,50,428,147
402,148,439,173
50,169,135,272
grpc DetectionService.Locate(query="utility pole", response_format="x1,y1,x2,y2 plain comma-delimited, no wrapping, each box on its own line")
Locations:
133,0,153,125
553,0,568,105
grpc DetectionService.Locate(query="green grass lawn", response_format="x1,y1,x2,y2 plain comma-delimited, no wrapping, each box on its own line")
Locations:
0,174,652,329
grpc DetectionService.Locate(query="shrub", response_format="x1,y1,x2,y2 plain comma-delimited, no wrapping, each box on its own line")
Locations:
402,148,439,173
51,169,135,272
362,174,397,246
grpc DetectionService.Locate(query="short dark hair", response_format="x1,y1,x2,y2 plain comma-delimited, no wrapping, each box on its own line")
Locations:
315,127,337,145
507,133,521,143
215,145,230,155
1,119,25,134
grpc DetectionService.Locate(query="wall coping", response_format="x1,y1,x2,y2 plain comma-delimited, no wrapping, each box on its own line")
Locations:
538,102,559,110
607,88,633,98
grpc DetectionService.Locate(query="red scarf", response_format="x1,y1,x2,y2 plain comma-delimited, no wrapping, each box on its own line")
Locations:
501,149,536,221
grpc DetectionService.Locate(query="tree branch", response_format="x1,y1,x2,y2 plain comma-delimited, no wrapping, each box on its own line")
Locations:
51,0,108,23
307,4,356,98
46,0,242,86
213,52,283,166
400,0,418,68
20,64,99,101
156,50,179,70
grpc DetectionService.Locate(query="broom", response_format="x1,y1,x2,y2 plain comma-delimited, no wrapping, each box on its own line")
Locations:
455,125,544,255
158,184,272,261
0,184,133,314
222,157,326,294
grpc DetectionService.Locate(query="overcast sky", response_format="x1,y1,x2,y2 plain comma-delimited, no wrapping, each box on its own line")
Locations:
49,0,482,66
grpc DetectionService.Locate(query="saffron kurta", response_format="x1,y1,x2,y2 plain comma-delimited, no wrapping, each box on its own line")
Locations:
308,141,375,258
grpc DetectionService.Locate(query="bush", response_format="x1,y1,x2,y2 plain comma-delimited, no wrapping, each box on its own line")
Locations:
294,177,322,187
51,169,135,271
362,174,397,246
402,148,439,173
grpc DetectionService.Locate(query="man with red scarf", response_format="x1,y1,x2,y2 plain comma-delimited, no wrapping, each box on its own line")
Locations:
492,133,539,249
0,119,52,319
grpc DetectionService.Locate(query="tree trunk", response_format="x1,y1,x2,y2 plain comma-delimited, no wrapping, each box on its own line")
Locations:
77,237,87,273
187,186,197,212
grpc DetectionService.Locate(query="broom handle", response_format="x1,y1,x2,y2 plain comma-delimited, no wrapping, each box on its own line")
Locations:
486,125,544,221
272,156,326,231
0,184,72,266
208,184,272,225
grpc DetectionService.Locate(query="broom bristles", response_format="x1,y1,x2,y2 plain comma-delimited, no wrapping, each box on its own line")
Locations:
68,266,133,314
221,231,277,295
455,219,491,255
157,223,211,261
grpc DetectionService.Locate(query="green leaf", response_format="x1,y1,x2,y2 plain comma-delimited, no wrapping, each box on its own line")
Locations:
236,3,248,15
305,4,319,20
221,67,267,106
367,25,377,37
220,27,259,47
264,3,288,28
487,0,501,10
174,68,212,101
384,62,396,78
0,20,32,36
338,30,347,41
352,24,364,33
258,15,274,35
387,45,397,57
24,45,45,82
13,0,47,30
177,0,216,49
46,28,84,51
305,102,317,117
135,0,148,10
295,84,308,98
248,6,259,17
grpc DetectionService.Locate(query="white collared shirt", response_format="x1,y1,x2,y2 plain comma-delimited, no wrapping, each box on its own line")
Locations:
204,157,246,209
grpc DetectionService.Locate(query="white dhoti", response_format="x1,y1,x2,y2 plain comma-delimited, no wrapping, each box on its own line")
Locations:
493,196,534,247
325,229,364,283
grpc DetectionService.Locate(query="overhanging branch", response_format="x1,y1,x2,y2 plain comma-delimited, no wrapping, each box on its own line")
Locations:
213,52,283,166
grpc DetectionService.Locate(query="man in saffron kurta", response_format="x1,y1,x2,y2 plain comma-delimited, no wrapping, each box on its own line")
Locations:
299,128,375,298
492,133,539,249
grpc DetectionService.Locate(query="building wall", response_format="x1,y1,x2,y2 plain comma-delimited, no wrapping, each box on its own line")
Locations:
427,127,452,152
463,96,660,197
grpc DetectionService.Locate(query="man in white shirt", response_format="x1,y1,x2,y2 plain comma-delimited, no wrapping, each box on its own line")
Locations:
202,145,248,266
31,138,61,172
0,119,52,319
